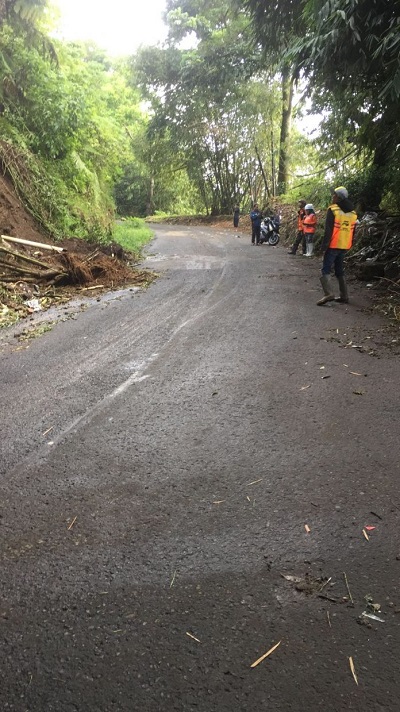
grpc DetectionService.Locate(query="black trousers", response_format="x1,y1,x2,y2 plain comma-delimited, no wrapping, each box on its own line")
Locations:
292,230,306,254
252,224,261,243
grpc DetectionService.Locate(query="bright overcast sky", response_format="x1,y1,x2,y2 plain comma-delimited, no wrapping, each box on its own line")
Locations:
53,0,168,56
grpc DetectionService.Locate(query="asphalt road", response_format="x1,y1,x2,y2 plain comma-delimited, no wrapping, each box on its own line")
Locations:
1,224,399,712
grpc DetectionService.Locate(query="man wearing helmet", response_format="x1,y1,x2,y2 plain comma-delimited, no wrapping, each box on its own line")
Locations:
317,187,358,305
287,199,307,255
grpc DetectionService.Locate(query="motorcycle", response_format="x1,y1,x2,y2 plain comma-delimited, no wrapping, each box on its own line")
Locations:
260,215,280,246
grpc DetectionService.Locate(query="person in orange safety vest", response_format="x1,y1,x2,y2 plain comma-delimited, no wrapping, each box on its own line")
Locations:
287,199,307,254
317,186,358,305
302,204,317,257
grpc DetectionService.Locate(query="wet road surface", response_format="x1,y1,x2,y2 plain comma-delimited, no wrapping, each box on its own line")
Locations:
1,224,399,711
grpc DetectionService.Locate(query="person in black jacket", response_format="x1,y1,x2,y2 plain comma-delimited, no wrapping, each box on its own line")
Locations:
233,205,240,228
250,203,263,245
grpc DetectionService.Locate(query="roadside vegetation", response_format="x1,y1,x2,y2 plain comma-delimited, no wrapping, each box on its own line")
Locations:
0,0,399,285
112,219,154,255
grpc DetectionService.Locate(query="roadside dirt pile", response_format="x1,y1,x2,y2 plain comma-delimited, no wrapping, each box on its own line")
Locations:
0,234,154,326
0,172,153,327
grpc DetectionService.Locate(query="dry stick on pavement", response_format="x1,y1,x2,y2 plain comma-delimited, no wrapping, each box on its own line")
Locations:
186,632,201,643
251,641,281,668
319,577,332,592
343,572,354,603
67,516,77,531
349,656,358,685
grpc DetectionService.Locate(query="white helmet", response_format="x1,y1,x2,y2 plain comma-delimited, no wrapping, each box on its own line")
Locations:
305,203,314,210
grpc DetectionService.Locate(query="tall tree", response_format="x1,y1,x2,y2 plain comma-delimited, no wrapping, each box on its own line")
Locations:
244,0,400,207
243,0,305,194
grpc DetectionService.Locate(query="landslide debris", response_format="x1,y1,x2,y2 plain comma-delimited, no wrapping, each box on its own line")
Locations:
0,234,154,327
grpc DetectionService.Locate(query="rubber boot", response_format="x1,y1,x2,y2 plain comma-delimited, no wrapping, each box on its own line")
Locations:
335,276,349,303
317,275,335,305
307,242,314,257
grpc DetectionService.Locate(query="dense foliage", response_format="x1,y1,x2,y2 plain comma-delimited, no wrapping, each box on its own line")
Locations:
0,0,399,239
244,0,400,210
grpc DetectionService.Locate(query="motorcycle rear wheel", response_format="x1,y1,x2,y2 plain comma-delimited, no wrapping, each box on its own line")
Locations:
268,233,280,246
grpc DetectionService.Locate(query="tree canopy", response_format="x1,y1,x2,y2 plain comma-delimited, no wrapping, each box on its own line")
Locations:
0,0,399,235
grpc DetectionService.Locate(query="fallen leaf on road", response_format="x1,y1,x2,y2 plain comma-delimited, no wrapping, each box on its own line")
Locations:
362,528,370,541
250,640,281,668
349,657,358,685
365,526,376,531
353,390,364,395
281,574,303,583
300,385,311,390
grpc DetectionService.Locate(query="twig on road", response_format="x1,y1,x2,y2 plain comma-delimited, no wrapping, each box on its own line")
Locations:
343,572,354,603
250,640,281,668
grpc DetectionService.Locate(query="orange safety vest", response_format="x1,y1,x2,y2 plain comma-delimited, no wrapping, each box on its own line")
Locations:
297,208,305,231
303,213,317,235
329,204,357,249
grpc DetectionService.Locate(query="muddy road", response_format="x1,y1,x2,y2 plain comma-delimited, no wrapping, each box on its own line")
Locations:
1,224,399,711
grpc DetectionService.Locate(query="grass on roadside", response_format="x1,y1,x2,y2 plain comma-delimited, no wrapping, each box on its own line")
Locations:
113,217,154,255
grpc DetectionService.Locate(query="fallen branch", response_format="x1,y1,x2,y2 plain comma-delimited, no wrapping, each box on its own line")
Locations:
0,260,44,278
0,245,55,270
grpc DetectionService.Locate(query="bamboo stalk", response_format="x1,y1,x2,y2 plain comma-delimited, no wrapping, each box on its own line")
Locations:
1,235,65,253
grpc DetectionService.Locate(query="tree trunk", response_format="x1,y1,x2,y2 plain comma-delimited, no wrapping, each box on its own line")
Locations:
146,175,155,216
255,145,270,198
277,65,294,195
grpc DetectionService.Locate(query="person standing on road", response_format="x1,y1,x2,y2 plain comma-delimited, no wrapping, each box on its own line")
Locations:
317,186,358,305
288,199,307,254
303,204,317,257
250,203,263,245
233,204,240,228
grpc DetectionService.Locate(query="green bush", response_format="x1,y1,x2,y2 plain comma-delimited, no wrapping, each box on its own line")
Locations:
112,218,154,254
